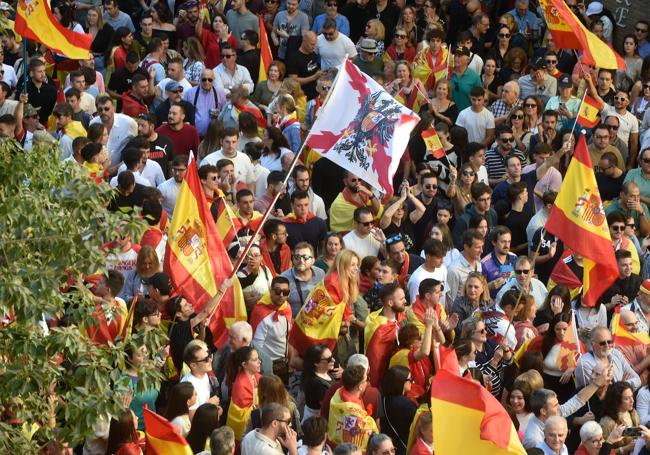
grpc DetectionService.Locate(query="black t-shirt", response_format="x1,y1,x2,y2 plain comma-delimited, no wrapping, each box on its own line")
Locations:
238,49,261,86
383,220,418,254
26,81,58,124
285,49,320,100
407,195,438,251
154,99,196,127
596,171,626,202
108,67,148,110
284,216,328,253
311,158,346,209
367,2,401,43
503,208,529,253
530,228,563,284
382,395,417,455
149,133,176,178
303,375,332,409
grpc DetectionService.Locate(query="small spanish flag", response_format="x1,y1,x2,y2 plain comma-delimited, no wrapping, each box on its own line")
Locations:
14,0,92,59
143,406,192,454
421,128,446,160
396,86,429,113
431,369,526,454
576,94,604,129
612,306,650,347
556,311,583,370
258,15,273,82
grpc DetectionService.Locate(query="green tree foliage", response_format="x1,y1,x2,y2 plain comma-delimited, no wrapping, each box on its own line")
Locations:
0,140,165,452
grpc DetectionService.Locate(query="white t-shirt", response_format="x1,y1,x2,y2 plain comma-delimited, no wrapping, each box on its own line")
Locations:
201,149,256,185
90,114,138,166
180,372,211,410
118,159,165,187
455,107,496,143
342,230,382,259
252,163,271,198
602,103,639,146
2,63,17,88
316,33,357,70
158,177,181,218
407,264,448,306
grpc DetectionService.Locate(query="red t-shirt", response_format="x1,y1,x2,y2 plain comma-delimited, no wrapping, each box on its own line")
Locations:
155,124,200,157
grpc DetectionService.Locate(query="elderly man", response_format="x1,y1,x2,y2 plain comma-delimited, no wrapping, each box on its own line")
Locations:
489,80,521,126
575,326,641,389
214,320,253,391
496,255,548,308
213,44,254,95
518,57,558,105
218,84,264,131
621,279,650,334
624,147,650,204
538,416,568,455
183,69,227,137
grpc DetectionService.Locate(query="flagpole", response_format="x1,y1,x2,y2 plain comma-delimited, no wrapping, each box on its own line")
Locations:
23,38,28,94
572,309,591,413
220,195,244,249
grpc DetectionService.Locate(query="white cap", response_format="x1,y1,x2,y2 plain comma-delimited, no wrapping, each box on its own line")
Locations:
0,2,12,11
586,1,603,16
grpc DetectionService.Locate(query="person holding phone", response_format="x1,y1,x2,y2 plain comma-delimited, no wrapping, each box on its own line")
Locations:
599,381,640,454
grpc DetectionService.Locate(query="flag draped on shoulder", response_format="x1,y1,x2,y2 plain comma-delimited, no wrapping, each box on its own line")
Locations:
540,0,625,69
576,94,604,129
431,369,526,454
144,407,193,455
288,272,349,357
257,15,273,82
306,59,419,195
227,371,260,441
545,135,618,307
14,0,92,59
327,387,378,449
612,306,650,347
164,154,246,347
364,309,404,386
414,46,451,89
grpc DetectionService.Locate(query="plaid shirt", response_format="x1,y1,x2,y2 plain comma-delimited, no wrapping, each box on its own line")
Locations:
489,98,522,118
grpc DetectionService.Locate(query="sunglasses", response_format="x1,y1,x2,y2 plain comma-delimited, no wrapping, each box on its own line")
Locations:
293,254,313,261
636,27,649,33
273,288,290,296
386,235,404,246
515,269,530,275
545,59,557,64
607,124,619,130
525,103,537,108
511,114,524,120
498,33,511,38
627,223,636,228
611,225,625,232
195,354,212,363
614,96,628,102
320,356,334,362
395,34,407,38
222,54,236,59
644,84,650,89
500,137,515,143
357,220,374,226
462,170,475,177
99,106,112,112
598,340,614,347
643,158,650,164
424,184,438,189
474,328,487,334
202,77,213,82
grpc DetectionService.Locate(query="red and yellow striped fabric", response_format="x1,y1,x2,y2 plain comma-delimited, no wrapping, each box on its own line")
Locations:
258,15,273,82
430,369,526,454
545,134,618,307
421,128,446,160
612,306,650,347
143,407,192,455
227,370,260,441
327,387,378,449
576,95,604,129
288,272,348,357
364,309,405,386
413,46,451,90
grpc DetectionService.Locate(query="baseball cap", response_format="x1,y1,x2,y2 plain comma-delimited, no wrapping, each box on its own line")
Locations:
165,81,182,92
143,272,173,295
454,45,470,57
530,56,546,70
558,73,572,88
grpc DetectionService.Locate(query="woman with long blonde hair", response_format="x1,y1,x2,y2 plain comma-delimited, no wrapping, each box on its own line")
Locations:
329,249,360,306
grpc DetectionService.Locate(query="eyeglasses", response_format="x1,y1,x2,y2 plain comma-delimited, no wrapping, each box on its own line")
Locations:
395,34,407,38
611,225,625,232
500,137,515,143
614,96,628,102
636,27,649,33
598,339,614,346
511,114,524,120
462,170,475,177
498,33,511,38
320,356,335,363
222,54,236,59
515,269,530,275
202,77,213,82
293,254,313,261
356,220,373,226
275,418,292,425
545,59,558,64
273,288,290,296
424,184,438,189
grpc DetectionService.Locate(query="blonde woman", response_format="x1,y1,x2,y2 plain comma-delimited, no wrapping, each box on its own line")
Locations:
450,271,491,331
429,78,457,126
358,19,385,56
182,37,206,86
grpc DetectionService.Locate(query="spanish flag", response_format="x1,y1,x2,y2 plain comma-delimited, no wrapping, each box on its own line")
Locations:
576,94,604,129
14,0,92,60
364,309,406,387
396,86,429,114
164,154,246,347
414,46,451,90
430,369,526,454
421,128,446,161
405,297,446,336
545,134,618,307
211,191,241,250
83,298,128,346
327,387,378,449
288,272,349,357
406,403,430,455
612,306,650,347
143,406,192,454
540,0,625,70
258,15,273,83
226,370,260,441
249,293,292,334
557,311,583,370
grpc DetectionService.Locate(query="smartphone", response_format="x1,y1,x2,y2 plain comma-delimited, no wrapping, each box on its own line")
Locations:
623,427,642,437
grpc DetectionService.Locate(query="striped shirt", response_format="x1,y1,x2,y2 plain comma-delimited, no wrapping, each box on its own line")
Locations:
485,147,527,181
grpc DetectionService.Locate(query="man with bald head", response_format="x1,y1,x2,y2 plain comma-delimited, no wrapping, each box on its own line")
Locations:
576,326,641,389
489,80,522,126
183,68,227,138
287,30,325,99
615,309,650,383
539,416,568,454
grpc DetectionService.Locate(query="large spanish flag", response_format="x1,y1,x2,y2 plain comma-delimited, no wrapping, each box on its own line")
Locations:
288,272,349,357
612,306,650,347
431,369,526,454
327,387,378,449
14,0,92,60
143,407,192,455
258,15,273,82
576,94,604,129
227,371,260,441
540,0,624,70
364,309,405,386
164,154,246,347
545,134,618,307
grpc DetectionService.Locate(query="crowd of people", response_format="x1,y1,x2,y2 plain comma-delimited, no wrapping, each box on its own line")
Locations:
7,0,650,453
